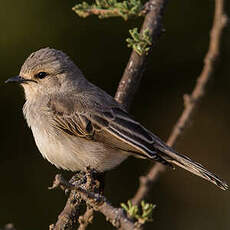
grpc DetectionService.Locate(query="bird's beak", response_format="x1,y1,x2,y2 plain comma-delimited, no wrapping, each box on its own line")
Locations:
5,76,37,84
5,75,26,84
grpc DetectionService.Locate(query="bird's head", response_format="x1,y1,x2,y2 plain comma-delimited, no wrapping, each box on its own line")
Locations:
6,47,83,100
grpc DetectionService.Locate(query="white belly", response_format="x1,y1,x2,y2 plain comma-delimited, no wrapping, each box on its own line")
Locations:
31,125,128,172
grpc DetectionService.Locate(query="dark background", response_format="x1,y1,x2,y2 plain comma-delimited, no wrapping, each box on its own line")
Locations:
1,0,230,229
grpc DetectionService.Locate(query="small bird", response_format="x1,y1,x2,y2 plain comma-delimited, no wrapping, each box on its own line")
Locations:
6,48,228,190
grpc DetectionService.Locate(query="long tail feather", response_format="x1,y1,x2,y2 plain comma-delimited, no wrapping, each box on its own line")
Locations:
155,144,228,190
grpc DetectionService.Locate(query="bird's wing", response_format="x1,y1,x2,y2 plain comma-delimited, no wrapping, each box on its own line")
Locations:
48,95,95,140
47,92,228,190
91,107,158,158
47,93,168,163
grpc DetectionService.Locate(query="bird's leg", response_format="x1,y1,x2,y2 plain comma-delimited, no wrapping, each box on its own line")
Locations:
70,171,87,186
85,166,106,194
65,168,106,196
65,171,87,195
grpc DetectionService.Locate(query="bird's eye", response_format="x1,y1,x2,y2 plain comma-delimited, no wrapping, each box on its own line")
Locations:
35,72,48,79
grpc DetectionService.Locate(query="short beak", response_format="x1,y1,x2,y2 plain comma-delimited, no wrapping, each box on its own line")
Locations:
5,76,37,84
5,75,26,84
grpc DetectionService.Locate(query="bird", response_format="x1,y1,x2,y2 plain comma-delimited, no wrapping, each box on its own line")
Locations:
5,47,228,190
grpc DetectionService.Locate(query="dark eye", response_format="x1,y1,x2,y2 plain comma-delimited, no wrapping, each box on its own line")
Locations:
35,72,48,79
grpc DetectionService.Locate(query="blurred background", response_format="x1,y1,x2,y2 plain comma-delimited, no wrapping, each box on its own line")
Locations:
0,0,230,229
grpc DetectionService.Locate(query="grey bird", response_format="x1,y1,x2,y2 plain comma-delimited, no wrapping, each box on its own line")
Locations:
5,47,228,190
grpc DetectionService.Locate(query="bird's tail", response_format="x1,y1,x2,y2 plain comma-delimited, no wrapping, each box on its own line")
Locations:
154,144,228,190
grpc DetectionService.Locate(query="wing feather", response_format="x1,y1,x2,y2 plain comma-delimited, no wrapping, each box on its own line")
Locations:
91,107,158,159
48,96,160,159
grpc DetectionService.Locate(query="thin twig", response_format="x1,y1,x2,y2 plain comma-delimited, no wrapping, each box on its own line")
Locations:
73,0,153,20
74,8,146,18
131,0,228,205
51,175,142,230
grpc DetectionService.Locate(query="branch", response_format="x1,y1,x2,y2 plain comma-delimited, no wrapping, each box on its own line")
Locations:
50,175,142,230
131,0,228,205
49,191,83,230
78,207,94,230
115,0,168,109
49,172,86,230
73,7,145,20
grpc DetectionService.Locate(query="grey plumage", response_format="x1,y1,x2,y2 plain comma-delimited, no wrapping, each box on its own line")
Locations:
6,47,228,190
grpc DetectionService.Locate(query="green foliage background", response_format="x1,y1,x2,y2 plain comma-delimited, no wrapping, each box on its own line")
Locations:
0,0,229,229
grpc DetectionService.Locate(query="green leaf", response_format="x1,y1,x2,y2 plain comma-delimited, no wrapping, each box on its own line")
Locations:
126,27,152,55
121,200,156,224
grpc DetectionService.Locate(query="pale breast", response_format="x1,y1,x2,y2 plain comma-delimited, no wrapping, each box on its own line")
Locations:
23,99,128,172
31,124,128,171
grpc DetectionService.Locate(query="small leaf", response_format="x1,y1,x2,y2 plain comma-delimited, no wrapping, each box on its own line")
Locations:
126,27,152,55
121,200,156,224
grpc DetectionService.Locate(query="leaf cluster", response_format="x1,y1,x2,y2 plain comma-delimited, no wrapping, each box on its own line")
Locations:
72,0,144,20
121,200,156,224
126,28,152,55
